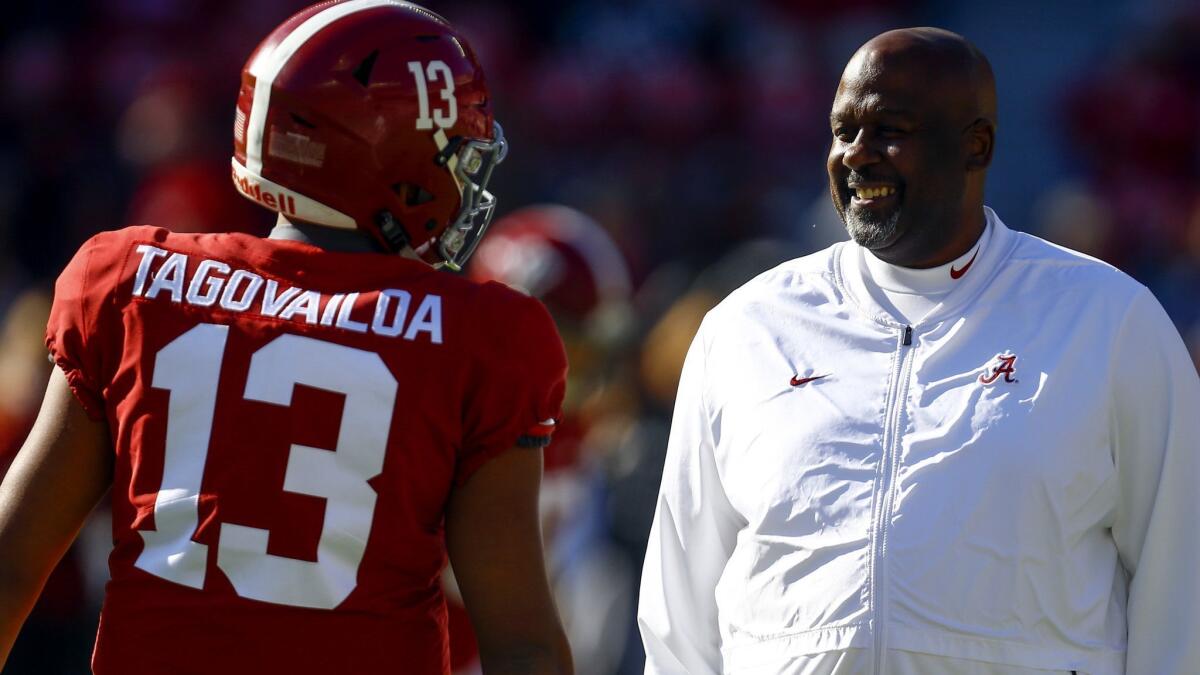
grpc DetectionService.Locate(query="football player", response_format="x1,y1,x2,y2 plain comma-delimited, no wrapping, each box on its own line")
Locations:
0,2,573,674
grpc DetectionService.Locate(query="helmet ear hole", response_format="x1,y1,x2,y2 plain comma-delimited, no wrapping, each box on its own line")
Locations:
393,182,435,207
352,50,380,88
290,113,317,129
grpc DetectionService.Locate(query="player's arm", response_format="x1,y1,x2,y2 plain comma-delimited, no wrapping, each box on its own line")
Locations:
0,367,113,666
1110,288,1200,675
445,445,573,675
638,323,740,675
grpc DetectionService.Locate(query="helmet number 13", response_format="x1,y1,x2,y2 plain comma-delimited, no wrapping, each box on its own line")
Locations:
408,59,457,131
134,323,397,609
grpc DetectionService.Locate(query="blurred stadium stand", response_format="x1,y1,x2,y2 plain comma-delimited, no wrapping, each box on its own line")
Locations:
2,1,1197,673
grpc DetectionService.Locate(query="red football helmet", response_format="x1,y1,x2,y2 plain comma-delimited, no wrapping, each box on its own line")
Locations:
231,0,506,269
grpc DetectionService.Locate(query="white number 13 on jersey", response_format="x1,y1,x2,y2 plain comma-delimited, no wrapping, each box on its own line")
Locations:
135,323,397,609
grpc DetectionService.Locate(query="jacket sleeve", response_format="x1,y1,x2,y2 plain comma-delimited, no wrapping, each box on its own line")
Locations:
1110,286,1200,674
638,321,741,675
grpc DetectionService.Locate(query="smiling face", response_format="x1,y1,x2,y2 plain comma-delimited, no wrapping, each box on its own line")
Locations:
827,29,994,268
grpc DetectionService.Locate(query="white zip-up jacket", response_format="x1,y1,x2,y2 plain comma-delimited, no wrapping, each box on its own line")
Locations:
638,210,1200,675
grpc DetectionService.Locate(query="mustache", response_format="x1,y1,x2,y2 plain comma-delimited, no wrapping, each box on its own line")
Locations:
844,171,901,186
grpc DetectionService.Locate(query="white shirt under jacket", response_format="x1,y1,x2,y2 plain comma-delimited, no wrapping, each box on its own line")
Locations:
638,208,1200,675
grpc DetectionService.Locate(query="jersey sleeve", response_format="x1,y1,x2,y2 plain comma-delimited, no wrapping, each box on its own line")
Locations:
456,285,567,485
1109,286,1200,675
45,232,126,420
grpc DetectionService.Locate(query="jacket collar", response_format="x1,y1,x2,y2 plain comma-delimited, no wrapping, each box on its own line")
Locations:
835,206,1018,329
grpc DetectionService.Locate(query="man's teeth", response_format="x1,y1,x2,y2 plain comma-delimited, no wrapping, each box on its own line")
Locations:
854,186,896,199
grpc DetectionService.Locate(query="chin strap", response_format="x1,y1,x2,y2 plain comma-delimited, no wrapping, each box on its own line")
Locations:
375,210,411,254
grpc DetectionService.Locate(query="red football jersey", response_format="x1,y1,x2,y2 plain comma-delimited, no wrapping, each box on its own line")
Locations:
45,226,567,675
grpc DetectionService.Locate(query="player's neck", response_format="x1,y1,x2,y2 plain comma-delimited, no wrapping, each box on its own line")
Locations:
268,215,385,254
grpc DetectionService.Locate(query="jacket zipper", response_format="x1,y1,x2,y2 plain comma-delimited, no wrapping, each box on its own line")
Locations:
873,324,914,675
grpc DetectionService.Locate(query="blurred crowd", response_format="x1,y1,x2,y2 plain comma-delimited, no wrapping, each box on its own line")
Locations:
2,1,1197,673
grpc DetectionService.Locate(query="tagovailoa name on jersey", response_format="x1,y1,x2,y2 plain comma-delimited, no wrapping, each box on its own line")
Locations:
130,244,443,343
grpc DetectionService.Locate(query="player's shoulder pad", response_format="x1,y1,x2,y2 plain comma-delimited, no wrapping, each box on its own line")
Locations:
465,278,567,393
63,225,173,296
89,224,174,248
472,279,562,345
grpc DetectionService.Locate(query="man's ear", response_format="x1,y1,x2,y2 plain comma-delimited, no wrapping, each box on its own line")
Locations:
965,117,995,171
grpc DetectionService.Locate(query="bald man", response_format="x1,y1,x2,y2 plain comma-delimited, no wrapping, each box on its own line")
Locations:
638,28,1200,675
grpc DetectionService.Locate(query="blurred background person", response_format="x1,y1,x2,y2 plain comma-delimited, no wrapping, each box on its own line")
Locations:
2,0,1197,673
464,204,638,675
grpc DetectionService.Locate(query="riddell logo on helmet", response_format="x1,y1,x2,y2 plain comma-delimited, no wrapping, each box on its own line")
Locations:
231,166,297,215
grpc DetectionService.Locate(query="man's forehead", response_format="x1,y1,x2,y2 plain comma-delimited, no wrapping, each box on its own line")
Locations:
832,52,964,120
830,80,931,119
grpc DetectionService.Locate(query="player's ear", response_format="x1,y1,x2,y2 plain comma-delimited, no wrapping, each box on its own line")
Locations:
964,117,994,171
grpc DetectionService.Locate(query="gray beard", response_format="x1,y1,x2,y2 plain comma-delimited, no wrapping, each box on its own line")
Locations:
843,207,900,249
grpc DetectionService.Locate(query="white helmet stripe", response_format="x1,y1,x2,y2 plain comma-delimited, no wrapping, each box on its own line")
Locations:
245,0,412,174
